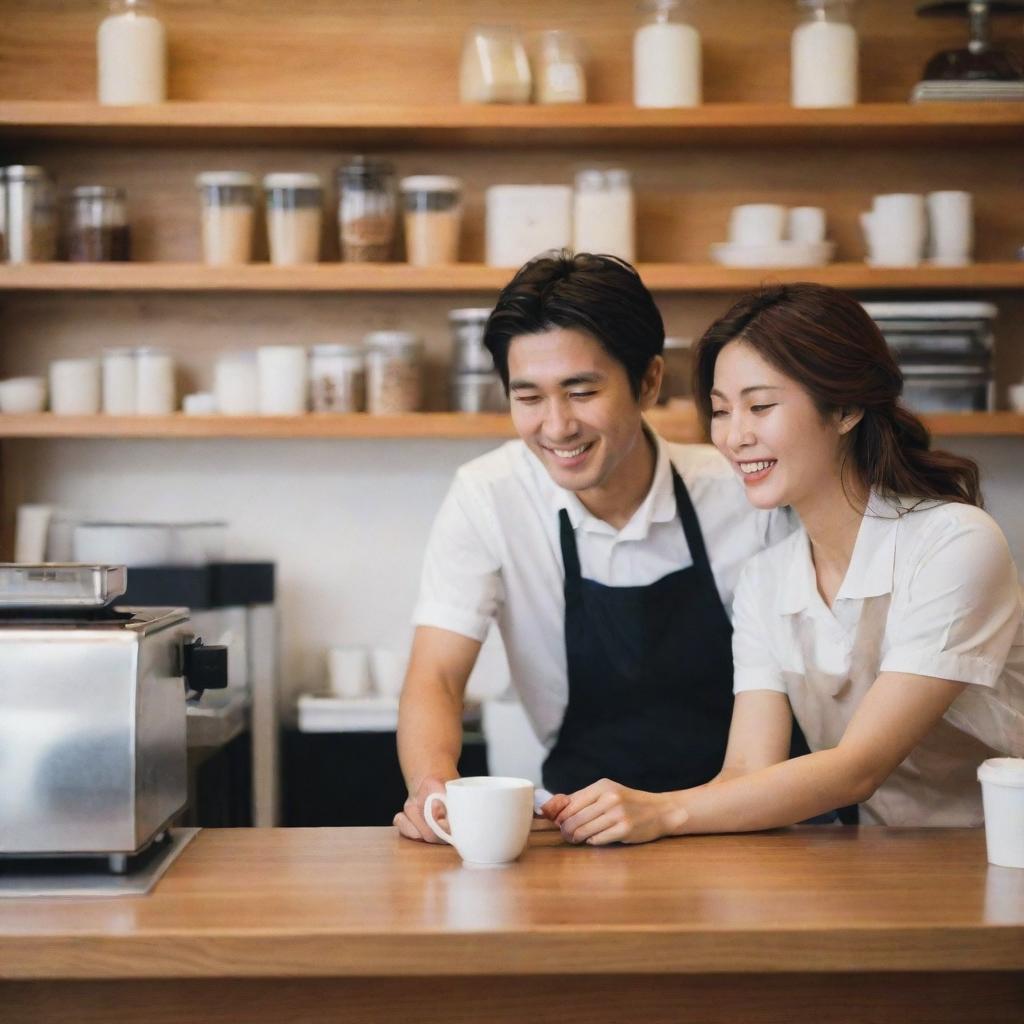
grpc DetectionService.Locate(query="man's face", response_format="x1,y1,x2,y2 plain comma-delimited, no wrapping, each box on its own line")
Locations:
506,327,660,495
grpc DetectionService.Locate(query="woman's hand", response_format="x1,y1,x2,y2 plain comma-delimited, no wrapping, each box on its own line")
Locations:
552,779,683,846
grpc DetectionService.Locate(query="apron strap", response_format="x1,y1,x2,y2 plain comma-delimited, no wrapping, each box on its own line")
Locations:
670,467,718,594
559,508,582,583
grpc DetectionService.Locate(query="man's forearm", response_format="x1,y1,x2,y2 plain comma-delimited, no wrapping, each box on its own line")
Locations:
397,680,465,792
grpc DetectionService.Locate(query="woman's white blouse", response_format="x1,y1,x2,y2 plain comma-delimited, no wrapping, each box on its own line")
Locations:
732,493,1024,827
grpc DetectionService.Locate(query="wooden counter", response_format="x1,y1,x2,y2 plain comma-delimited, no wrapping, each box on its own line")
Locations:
2,827,1023,1023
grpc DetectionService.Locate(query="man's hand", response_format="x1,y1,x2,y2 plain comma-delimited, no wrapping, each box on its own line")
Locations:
393,776,452,843
554,778,681,846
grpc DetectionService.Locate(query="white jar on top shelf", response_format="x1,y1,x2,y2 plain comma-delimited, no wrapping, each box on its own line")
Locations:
573,169,636,264
791,0,858,108
97,0,167,105
633,0,702,108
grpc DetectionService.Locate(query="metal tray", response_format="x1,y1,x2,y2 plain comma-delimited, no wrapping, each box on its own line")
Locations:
0,563,128,608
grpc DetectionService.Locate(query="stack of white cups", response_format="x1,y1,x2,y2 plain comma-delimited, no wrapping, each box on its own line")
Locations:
861,191,973,268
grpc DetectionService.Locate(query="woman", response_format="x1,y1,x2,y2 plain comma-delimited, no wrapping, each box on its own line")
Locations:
547,283,1024,844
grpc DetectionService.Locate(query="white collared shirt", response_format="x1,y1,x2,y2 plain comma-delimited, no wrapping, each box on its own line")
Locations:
414,431,790,749
733,492,1024,827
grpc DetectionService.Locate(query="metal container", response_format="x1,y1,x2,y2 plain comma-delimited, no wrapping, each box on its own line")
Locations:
448,308,495,372
0,563,227,865
2,165,57,263
450,370,507,413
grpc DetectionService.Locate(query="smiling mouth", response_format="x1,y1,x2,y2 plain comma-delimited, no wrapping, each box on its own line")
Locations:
543,441,594,462
737,459,777,481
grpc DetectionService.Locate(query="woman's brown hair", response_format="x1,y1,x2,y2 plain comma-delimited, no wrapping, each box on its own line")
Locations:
692,283,982,508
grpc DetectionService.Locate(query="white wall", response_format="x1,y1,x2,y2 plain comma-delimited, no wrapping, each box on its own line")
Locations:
7,435,1024,716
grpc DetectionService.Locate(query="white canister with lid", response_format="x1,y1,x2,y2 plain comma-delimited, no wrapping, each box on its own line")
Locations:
102,347,136,414
310,344,366,413
791,0,858,108
263,172,323,266
485,185,573,267
257,346,308,415
634,0,702,108
196,171,256,265
214,351,259,416
97,0,167,105
400,176,463,266
50,358,101,416
573,169,636,263
135,347,175,414
365,331,423,414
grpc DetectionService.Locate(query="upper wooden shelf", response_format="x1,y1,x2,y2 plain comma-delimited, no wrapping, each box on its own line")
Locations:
2,102,1024,148
2,262,1023,294
0,410,1020,441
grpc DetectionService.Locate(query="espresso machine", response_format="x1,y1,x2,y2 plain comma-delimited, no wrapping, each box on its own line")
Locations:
0,564,226,884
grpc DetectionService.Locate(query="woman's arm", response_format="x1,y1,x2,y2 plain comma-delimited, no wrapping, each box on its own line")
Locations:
555,671,965,844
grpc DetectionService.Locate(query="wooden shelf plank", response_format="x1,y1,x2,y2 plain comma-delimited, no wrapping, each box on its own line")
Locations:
2,102,1024,147
1,263,1022,294
0,410,1019,441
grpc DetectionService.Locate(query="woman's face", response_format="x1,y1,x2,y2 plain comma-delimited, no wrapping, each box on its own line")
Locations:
709,339,848,511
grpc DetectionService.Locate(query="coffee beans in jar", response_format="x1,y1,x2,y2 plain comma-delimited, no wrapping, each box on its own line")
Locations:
311,344,366,413
63,186,131,262
365,331,423,414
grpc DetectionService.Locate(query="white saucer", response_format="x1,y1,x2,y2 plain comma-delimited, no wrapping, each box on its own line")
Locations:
710,241,835,268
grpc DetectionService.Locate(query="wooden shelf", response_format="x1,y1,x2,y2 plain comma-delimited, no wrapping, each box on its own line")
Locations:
0,410,1020,441
2,102,1024,148
2,262,1023,294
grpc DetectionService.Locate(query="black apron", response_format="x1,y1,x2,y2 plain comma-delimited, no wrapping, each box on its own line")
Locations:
542,466,735,795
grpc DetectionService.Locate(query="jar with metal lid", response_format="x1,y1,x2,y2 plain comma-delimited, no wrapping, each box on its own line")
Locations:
460,25,532,103
535,30,587,104
634,0,702,108
263,173,323,265
365,331,423,414
791,0,858,109
2,165,57,263
400,176,463,266
310,344,366,413
337,157,397,263
659,335,694,405
196,171,256,265
450,371,508,413
97,0,167,105
63,186,131,262
448,308,495,372
573,168,635,263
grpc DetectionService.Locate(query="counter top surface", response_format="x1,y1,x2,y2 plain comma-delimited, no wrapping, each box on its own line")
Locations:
1,827,1022,980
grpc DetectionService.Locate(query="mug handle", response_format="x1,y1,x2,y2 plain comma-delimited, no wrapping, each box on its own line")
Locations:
423,792,454,845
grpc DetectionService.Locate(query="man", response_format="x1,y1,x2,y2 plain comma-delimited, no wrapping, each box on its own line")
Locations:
394,252,790,842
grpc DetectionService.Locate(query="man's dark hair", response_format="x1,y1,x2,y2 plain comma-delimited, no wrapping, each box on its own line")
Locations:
483,251,665,399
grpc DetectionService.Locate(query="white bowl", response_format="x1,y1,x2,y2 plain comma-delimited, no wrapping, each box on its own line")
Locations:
0,376,47,414
710,241,835,268
1008,383,1024,413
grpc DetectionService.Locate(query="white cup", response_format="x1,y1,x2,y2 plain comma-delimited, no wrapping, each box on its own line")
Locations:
424,776,535,868
257,345,307,415
49,358,101,415
978,758,1024,869
1008,383,1024,413
0,376,47,414
861,193,926,267
214,352,259,415
371,648,408,698
926,190,973,266
327,646,372,699
787,206,827,244
728,204,787,246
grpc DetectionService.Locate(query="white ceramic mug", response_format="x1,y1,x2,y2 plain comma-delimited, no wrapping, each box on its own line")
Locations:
978,758,1024,869
728,204,787,246
49,358,101,415
0,376,46,414
371,648,408,698
862,193,926,267
327,646,372,699
787,206,827,244
926,190,973,266
424,776,534,868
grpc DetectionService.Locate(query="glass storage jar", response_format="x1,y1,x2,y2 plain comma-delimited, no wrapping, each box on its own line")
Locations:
634,0,702,108
400,176,463,266
791,0,858,108
63,185,131,262
535,30,586,104
263,173,323,265
196,171,256,265
573,168,636,263
337,157,397,263
448,308,495,372
460,25,532,103
310,344,366,413
97,0,167,105
365,331,423,414
450,371,507,413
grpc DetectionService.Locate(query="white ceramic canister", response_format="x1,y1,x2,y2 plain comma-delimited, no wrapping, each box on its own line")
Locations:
135,347,175,414
573,168,636,263
791,0,859,108
102,347,137,414
97,0,167,105
633,0,702,108
214,351,259,415
50,358,101,416
257,345,308,415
